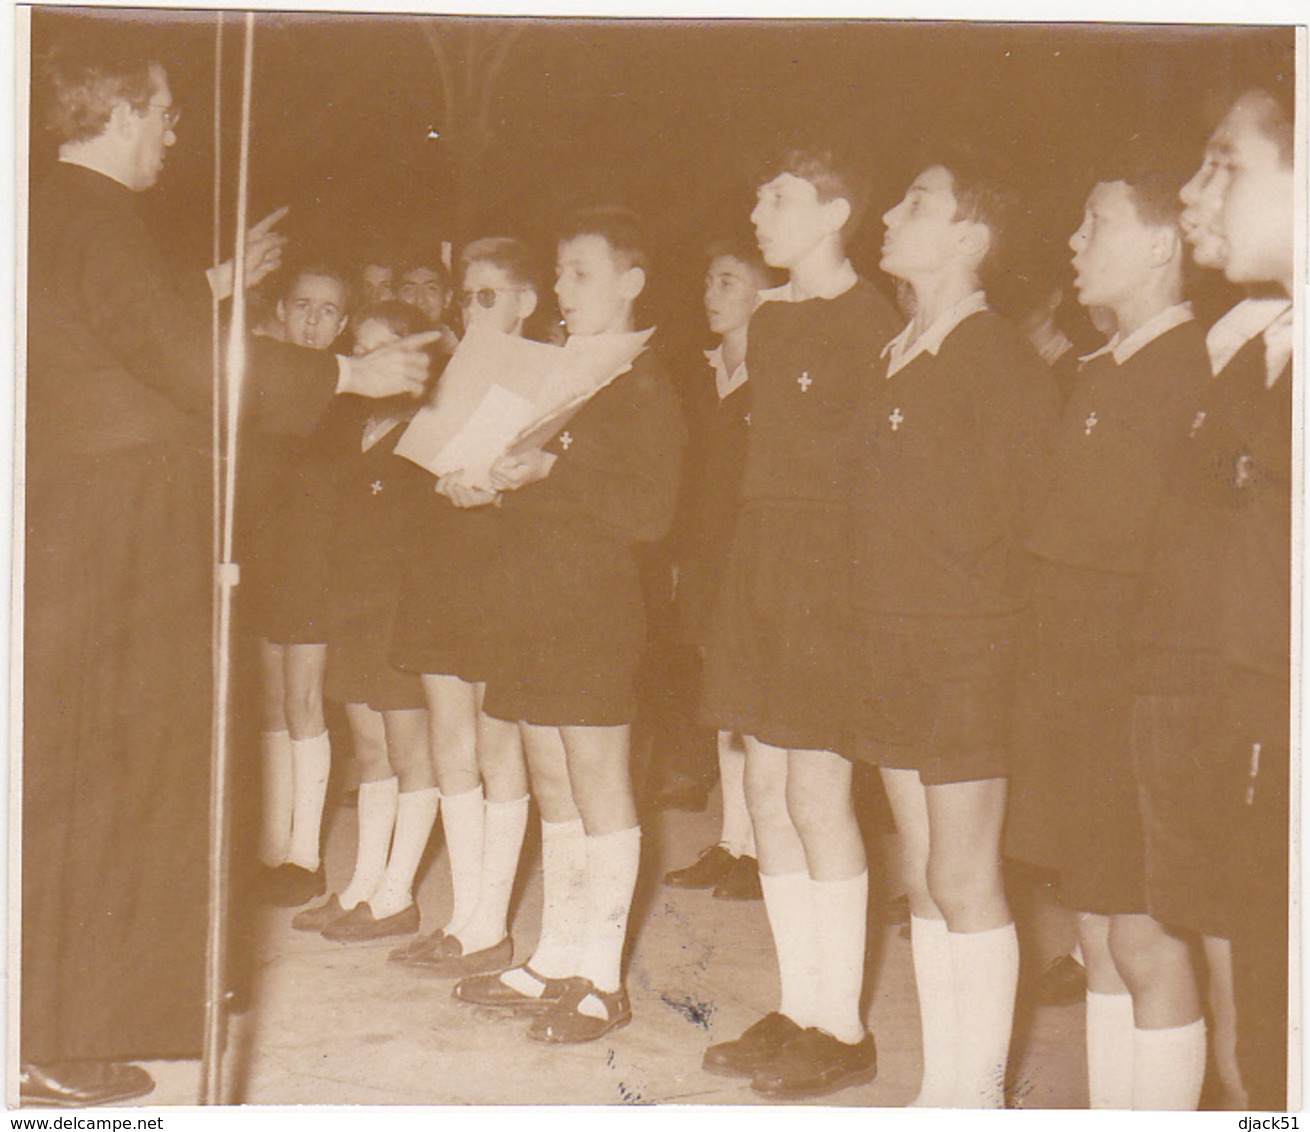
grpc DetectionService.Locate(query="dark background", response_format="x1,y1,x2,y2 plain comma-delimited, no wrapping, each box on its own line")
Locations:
27,8,1295,351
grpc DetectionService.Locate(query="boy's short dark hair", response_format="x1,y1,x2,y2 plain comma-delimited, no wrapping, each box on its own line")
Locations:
357,247,396,274
558,206,652,279
351,299,423,343
398,250,451,291
705,237,780,289
759,144,870,239
1094,137,1193,229
279,261,353,310
920,142,1022,296
460,236,539,292
41,33,157,144
1242,86,1295,167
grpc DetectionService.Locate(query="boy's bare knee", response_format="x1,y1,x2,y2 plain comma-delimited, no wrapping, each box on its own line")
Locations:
926,857,1001,922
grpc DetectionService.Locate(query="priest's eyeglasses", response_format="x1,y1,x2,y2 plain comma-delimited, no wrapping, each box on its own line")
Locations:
148,102,181,129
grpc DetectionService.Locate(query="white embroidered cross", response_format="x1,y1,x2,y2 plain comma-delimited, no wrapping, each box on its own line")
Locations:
888,407,904,432
1083,410,1098,436
1189,410,1207,438
797,371,812,392
559,431,574,451
370,480,384,495
743,412,751,425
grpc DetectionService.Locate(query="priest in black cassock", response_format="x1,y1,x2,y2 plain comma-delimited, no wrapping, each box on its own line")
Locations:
21,29,434,1107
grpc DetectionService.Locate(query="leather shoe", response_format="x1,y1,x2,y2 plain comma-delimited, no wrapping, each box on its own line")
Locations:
712,854,763,901
528,978,632,1043
321,901,420,942
291,894,345,932
664,845,736,889
454,964,573,1012
750,1027,878,1098
19,1062,155,1108
260,863,326,907
702,1011,804,1078
408,934,513,977
388,928,446,964
1033,953,1086,1007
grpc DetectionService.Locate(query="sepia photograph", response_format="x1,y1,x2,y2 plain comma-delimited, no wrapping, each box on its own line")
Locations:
9,2,1303,1114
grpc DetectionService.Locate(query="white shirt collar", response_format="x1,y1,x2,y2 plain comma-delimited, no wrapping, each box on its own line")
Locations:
881,290,988,378
755,260,859,308
1078,302,1195,368
1035,329,1074,369
1205,296,1293,380
705,344,749,401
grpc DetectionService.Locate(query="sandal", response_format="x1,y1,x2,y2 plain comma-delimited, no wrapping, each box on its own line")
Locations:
527,977,632,1043
454,964,572,1012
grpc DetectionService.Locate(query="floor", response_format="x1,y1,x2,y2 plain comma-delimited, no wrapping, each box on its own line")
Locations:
131,785,1087,1109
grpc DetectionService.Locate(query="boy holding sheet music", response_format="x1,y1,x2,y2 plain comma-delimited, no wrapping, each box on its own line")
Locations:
386,237,540,972
450,207,686,1043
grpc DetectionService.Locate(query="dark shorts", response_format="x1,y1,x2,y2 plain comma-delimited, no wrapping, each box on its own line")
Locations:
390,501,503,682
245,477,334,646
1134,667,1289,941
325,588,427,713
700,503,858,754
854,615,1016,784
480,519,645,727
1006,562,1146,914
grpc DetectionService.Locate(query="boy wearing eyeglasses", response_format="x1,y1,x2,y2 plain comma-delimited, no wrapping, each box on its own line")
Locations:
384,238,540,964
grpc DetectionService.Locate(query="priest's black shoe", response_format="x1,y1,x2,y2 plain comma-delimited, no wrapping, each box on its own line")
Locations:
19,1062,155,1108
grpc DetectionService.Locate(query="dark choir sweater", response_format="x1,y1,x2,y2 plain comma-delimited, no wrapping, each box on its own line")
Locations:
672,364,752,637
741,279,900,508
853,310,1060,619
1136,335,1292,685
1026,320,1209,576
498,347,687,547
313,395,435,594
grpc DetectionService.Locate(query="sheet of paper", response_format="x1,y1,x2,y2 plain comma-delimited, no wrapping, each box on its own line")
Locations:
431,382,539,489
394,328,561,474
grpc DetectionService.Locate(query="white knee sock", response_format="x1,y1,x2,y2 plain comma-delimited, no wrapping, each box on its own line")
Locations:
760,870,818,1029
1086,990,1134,1109
576,826,642,1006
454,795,529,953
717,734,754,858
506,817,587,992
910,914,956,1107
286,731,331,871
338,776,399,910
369,785,439,918
812,871,868,1044
259,729,294,867
949,922,1019,1109
440,785,485,937
1132,1018,1207,1110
